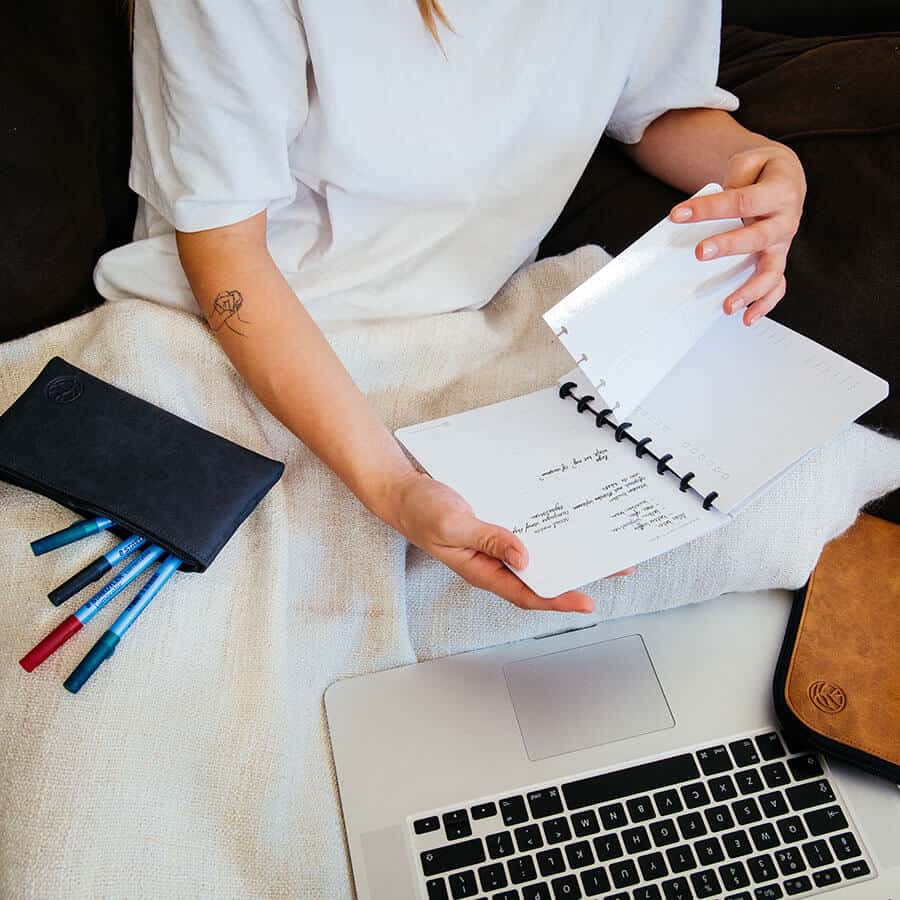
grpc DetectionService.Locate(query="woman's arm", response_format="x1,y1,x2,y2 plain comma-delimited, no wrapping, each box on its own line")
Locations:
177,211,603,613
621,108,806,325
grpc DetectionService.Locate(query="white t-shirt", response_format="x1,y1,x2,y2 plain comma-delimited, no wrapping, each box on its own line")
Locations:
95,1,738,322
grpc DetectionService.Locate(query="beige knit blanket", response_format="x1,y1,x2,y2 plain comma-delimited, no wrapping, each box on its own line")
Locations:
1,247,897,898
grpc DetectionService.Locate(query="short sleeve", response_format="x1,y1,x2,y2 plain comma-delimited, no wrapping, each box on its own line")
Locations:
130,0,309,233
605,0,738,145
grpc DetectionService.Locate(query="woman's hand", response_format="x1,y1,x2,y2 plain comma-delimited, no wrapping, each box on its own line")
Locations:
388,471,634,613
669,144,806,326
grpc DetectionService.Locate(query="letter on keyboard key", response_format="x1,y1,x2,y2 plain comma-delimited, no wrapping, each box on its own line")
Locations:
421,839,486,876
536,848,565,878
697,746,733,775
666,844,697,873
550,873,582,898
804,805,848,836
609,859,639,889
570,809,600,837
522,883,552,900
579,865,610,896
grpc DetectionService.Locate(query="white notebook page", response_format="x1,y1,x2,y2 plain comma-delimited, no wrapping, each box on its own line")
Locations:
396,388,727,597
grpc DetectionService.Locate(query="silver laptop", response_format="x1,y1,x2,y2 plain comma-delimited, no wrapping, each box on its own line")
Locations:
326,589,900,899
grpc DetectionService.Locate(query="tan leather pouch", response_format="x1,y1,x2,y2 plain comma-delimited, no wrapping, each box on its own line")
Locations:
773,514,900,782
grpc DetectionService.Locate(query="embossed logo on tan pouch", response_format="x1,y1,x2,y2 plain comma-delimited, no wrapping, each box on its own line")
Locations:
808,680,847,713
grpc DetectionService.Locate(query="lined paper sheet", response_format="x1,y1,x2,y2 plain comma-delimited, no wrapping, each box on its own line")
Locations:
544,184,755,417
396,388,727,597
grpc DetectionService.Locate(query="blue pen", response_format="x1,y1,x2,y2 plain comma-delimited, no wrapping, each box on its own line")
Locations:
31,516,114,556
47,534,147,606
19,544,165,672
64,554,181,693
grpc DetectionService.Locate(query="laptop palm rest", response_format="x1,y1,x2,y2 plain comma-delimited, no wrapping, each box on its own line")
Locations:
503,633,675,762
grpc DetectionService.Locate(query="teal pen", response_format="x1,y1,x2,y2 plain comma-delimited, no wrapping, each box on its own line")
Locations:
64,554,181,694
31,516,114,556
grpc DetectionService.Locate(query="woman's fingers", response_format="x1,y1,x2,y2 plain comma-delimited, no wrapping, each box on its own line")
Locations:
693,216,796,260
723,246,788,315
744,279,788,325
670,178,790,225
440,512,529,570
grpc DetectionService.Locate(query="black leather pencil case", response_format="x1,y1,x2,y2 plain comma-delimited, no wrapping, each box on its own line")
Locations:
0,357,284,571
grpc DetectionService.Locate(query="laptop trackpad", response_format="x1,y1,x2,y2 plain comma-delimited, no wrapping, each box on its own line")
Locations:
504,634,674,761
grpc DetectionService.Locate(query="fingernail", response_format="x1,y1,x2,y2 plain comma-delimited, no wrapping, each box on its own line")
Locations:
729,297,746,313
672,206,693,222
578,600,594,614
505,548,525,570
700,242,718,260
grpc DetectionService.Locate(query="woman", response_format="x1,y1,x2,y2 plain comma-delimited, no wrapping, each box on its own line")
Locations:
97,0,806,614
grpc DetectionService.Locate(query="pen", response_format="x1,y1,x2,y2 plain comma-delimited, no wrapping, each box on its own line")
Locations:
18,544,165,672
47,534,147,606
64,554,181,694
30,516,114,556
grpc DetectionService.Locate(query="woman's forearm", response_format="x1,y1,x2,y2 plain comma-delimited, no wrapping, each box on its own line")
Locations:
176,211,414,523
621,108,787,194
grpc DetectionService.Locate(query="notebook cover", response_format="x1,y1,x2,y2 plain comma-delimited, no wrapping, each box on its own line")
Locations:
773,514,900,781
0,357,284,571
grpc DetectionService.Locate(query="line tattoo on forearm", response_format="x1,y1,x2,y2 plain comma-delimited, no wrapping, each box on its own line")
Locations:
208,290,252,336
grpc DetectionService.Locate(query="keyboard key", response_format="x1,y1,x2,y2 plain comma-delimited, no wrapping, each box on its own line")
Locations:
528,787,564,820
760,763,790,789
758,792,788,818
523,885,551,900
775,816,807,843
786,780,835,812
747,854,777,884
592,833,623,862
783,876,812,895
416,817,441,835
478,863,508,892
578,866,610,896
507,855,537,885
705,805,735,832
564,841,594,869
514,824,543,852
756,733,786,760
661,877,692,900
650,819,679,847
748,823,780,851
602,894,628,900
753,886,783,899
787,755,823,782
493,892,520,900
486,832,514,859
730,739,761,767
782,732,809,755
622,826,651,854
665,844,696,873
695,836,725,865
542,818,571,845
677,811,706,840
500,796,529,827
638,851,668,881
733,797,762,825
842,859,870,879
829,831,861,860
444,810,473,840
804,805,848,836
609,859,639,889
812,867,840,887
633,888,662,900
719,860,751,890
471,802,497,820
597,803,627,830
563,754,699,810
426,877,449,900
550,874,582,899
725,894,752,900
422,839,487,876
735,770,764,795
709,775,738,802
655,789,684,816
775,847,806,876
536,848,565,878
722,830,753,857
697,745,733,775
447,869,478,899
802,838,833,868
570,810,600,837
627,795,655,822
681,782,711,809
690,868,722,898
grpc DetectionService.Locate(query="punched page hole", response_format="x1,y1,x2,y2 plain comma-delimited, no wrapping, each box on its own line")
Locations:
503,634,674,762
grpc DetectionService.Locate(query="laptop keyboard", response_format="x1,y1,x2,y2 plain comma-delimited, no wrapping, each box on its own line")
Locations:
409,729,875,900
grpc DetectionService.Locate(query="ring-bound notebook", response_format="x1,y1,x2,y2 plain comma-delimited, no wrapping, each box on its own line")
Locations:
396,186,889,597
